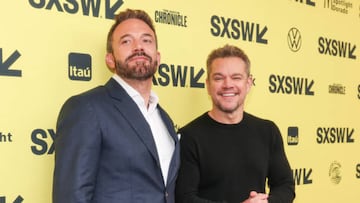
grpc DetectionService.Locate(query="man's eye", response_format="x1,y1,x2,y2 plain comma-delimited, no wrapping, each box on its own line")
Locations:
121,39,131,44
143,38,152,43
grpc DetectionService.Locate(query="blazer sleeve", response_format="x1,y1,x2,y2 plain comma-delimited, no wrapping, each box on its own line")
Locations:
53,95,102,203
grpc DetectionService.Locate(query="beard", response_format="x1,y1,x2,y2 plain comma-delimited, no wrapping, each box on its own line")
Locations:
115,51,158,81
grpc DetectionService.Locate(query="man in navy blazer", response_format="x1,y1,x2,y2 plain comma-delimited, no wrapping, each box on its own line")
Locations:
53,9,180,203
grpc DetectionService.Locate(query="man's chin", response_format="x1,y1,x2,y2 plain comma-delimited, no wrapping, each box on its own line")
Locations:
219,105,239,113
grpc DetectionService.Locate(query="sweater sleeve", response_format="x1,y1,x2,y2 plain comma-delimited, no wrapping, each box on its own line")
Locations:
175,130,226,203
267,122,295,203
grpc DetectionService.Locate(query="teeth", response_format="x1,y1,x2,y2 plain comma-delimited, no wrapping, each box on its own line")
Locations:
222,93,235,96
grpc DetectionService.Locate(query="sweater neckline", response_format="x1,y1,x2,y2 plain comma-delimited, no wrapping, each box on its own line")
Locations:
205,112,248,128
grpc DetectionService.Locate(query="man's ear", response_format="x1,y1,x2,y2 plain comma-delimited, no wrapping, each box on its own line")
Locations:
156,51,161,66
105,53,116,72
246,74,253,93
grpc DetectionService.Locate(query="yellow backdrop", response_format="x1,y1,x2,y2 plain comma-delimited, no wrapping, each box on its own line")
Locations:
1,1,359,202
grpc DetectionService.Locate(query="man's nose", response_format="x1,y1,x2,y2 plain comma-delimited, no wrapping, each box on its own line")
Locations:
132,40,144,52
222,78,234,87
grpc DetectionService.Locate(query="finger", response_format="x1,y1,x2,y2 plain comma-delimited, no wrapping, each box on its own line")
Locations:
249,191,258,197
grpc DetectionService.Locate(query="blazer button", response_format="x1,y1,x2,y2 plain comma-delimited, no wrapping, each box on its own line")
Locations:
165,192,169,197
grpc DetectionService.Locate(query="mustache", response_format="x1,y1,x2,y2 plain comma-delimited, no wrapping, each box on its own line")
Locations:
125,51,152,62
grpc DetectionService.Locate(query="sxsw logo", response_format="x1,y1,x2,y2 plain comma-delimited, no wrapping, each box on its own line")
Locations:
210,15,268,44
0,196,24,203
292,168,313,185
31,128,55,155
293,0,315,6
153,63,205,88
28,0,124,19
287,126,299,145
268,74,315,96
0,48,21,77
68,52,91,81
318,36,356,59
316,127,355,144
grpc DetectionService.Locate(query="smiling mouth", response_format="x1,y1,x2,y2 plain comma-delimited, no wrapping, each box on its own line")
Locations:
221,93,237,97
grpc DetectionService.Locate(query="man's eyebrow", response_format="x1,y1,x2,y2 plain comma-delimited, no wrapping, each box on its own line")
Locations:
141,33,155,38
119,34,131,40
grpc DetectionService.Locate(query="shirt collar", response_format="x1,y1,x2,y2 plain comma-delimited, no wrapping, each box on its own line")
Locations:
112,74,159,112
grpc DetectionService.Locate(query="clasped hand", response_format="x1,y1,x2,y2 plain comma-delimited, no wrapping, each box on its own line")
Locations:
242,191,268,203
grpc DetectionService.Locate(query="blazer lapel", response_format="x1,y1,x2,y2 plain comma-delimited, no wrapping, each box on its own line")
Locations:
158,106,180,186
105,78,160,164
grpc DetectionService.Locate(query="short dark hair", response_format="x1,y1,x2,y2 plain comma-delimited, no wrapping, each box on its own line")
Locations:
106,9,157,53
206,44,251,78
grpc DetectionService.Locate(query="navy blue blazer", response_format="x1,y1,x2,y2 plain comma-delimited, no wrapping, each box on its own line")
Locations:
53,78,180,203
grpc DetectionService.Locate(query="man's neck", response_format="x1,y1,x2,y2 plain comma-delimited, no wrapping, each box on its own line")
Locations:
123,77,152,108
208,108,244,124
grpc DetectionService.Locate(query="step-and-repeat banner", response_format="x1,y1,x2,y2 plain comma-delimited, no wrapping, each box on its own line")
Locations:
1,1,359,202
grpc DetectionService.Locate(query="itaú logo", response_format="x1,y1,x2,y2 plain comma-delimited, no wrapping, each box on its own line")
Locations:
68,53,92,81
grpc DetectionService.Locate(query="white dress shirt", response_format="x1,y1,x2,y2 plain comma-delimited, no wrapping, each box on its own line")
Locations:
112,74,175,184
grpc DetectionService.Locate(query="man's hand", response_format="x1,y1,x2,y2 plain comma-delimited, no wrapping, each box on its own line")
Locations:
242,191,268,203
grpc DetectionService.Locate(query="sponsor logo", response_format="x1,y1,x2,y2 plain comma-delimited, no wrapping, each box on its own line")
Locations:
356,163,360,178
357,84,360,99
31,128,55,155
316,127,355,144
153,63,205,88
287,27,302,52
154,9,187,27
0,132,13,143
324,0,353,14
0,196,24,203
318,36,356,59
293,0,315,6
328,83,346,94
68,52,92,81
287,126,299,145
292,168,313,185
0,48,22,77
28,0,123,19
210,15,268,44
329,161,342,184
268,74,315,96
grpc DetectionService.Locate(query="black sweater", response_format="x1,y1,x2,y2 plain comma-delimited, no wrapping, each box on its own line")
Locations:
176,112,295,203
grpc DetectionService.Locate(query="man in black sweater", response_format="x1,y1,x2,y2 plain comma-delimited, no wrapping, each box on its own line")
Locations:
175,45,295,203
